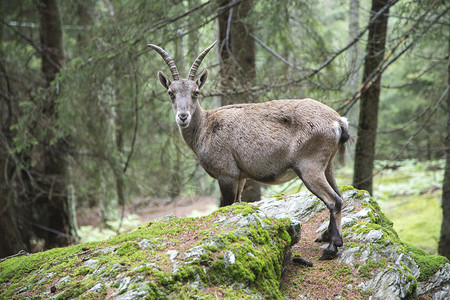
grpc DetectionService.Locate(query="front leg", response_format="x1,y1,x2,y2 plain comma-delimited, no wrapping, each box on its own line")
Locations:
218,177,238,207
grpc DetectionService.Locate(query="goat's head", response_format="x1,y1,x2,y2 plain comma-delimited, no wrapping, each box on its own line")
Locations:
148,41,216,128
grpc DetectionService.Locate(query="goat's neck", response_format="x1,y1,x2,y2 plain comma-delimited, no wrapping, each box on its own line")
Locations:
178,102,205,154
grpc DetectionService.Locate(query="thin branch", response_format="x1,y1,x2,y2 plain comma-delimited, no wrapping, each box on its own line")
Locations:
219,6,239,67
340,0,449,115
250,33,335,91
250,34,304,72
147,1,211,34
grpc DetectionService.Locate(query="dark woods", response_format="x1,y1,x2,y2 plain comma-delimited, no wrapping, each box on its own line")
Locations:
0,0,449,259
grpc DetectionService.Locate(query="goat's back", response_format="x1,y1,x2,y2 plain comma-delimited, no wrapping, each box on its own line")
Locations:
195,99,346,183
204,98,343,142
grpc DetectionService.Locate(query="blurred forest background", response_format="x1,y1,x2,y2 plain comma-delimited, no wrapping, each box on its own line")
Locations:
1,0,449,260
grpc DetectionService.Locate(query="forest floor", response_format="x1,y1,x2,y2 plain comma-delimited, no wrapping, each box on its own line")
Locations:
77,195,219,243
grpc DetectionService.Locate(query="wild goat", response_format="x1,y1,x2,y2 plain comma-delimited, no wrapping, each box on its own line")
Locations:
148,41,350,260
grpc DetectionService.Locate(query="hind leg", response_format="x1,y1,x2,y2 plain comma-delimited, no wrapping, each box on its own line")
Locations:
294,162,343,260
315,160,343,244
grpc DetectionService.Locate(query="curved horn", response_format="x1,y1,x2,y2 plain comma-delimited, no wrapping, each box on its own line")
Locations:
147,44,180,80
188,40,217,80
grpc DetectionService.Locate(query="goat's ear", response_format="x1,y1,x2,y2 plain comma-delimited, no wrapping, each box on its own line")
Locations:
196,69,208,90
158,71,172,90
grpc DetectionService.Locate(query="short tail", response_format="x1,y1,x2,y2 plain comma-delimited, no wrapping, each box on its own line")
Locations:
338,117,350,165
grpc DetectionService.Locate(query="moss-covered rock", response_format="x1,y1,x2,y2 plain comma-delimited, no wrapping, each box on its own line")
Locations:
1,187,449,299
0,203,299,299
329,188,449,299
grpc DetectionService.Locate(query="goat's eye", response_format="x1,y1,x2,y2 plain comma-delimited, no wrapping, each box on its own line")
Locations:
193,90,200,97
168,90,174,97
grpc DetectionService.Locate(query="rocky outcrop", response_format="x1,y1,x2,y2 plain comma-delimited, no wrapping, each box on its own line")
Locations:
256,187,450,299
0,203,298,299
0,187,449,299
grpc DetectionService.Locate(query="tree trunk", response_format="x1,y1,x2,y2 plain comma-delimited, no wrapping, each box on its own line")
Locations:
438,38,450,259
218,0,261,203
0,6,28,257
348,0,360,87
32,0,77,249
352,0,390,195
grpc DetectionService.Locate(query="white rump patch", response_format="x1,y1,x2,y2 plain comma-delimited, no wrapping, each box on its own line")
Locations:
333,117,349,143
340,117,349,129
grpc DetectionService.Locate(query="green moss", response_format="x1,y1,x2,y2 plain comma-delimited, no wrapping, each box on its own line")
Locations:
404,243,449,281
339,185,356,193
352,197,401,247
0,244,88,284
345,242,358,248
273,192,286,201
0,199,294,299
360,289,374,298
333,264,353,279
237,204,258,216
171,285,256,300
358,258,387,279
116,241,140,256
204,216,291,299
226,233,238,243
343,220,357,228
368,198,396,235
74,266,94,276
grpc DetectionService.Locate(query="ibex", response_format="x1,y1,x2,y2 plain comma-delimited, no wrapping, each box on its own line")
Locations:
148,41,350,260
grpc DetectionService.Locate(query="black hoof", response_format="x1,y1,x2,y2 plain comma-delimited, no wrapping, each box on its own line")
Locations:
315,230,331,243
333,236,343,247
319,248,338,260
314,236,330,243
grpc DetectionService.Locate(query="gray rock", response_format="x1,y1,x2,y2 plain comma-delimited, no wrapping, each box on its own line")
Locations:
138,239,155,250
83,258,98,268
366,266,416,299
256,193,323,222
167,250,178,261
88,283,103,293
417,263,450,297
223,250,236,267
115,289,148,300
184,245,207,260
110,277,131,297
433,284,450,300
